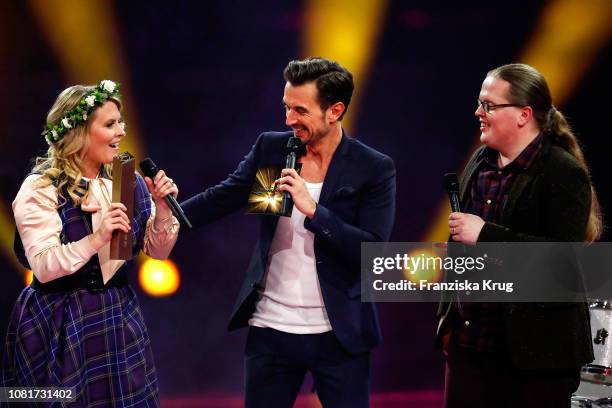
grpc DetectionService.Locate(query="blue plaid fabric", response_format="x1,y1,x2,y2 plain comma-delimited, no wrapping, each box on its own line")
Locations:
57,170,151,256
452,134,542,352
2,172,159,407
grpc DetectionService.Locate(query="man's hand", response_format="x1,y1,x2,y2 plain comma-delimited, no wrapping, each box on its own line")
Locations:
277,168,317,218
448,212,485,244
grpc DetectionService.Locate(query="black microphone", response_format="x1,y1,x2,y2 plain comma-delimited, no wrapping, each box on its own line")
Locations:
280,137,303,216
444,173,465,247
444,173,462,212
140,158,192,229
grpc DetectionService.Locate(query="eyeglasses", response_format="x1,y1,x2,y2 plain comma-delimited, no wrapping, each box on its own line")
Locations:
477,99,524,113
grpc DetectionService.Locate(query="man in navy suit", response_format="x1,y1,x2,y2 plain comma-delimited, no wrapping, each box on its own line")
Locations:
181,57,396,407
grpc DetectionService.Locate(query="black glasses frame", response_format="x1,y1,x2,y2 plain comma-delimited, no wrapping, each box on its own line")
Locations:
477,99,524,113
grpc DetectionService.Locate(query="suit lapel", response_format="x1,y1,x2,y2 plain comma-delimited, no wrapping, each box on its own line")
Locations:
318,131,350,205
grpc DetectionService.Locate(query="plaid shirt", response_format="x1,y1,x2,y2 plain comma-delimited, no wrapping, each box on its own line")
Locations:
452,134,543,352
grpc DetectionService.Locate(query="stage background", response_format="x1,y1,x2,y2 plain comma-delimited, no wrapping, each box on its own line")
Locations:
0,1,610,405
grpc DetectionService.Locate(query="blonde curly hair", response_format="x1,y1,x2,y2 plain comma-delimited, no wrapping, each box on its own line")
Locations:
33,85,121,206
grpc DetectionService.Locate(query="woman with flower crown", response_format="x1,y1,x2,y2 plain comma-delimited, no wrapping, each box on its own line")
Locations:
1,81,179,407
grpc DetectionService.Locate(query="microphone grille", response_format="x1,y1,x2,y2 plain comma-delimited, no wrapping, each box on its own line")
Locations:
139,158,158,178
287,136,302,150
444,173,460,192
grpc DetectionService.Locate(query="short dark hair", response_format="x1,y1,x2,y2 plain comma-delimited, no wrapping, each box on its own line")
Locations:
283,57,354,120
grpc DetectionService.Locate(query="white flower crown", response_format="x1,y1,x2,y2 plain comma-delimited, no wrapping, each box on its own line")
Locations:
42,80,121,145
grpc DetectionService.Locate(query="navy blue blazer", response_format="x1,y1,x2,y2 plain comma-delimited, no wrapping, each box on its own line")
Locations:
181,131,396,354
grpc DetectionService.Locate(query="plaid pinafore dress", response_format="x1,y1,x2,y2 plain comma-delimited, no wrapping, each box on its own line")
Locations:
1,173,159,408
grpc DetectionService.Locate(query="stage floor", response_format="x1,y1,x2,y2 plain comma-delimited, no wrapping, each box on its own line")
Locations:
161,390,445,408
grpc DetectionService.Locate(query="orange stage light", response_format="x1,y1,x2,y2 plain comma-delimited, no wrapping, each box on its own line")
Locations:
139,258,180,297
24,269,33,286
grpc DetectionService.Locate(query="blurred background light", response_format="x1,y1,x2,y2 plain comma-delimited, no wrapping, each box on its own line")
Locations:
139,258,180,297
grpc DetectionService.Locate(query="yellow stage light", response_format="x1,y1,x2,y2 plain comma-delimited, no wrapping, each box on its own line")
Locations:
402,246,444,284
0,199,24,273
139,258,180,297
303,0,390,131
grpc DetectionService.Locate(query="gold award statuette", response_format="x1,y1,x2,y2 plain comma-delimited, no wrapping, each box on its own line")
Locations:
110,152,135,260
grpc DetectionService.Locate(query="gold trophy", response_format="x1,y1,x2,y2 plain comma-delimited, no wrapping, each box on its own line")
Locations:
110,152,135,260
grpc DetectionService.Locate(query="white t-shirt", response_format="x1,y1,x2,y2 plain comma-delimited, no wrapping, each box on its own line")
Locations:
249,181,332,334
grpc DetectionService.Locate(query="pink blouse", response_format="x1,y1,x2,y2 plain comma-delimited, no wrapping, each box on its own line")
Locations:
13,174,179,284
